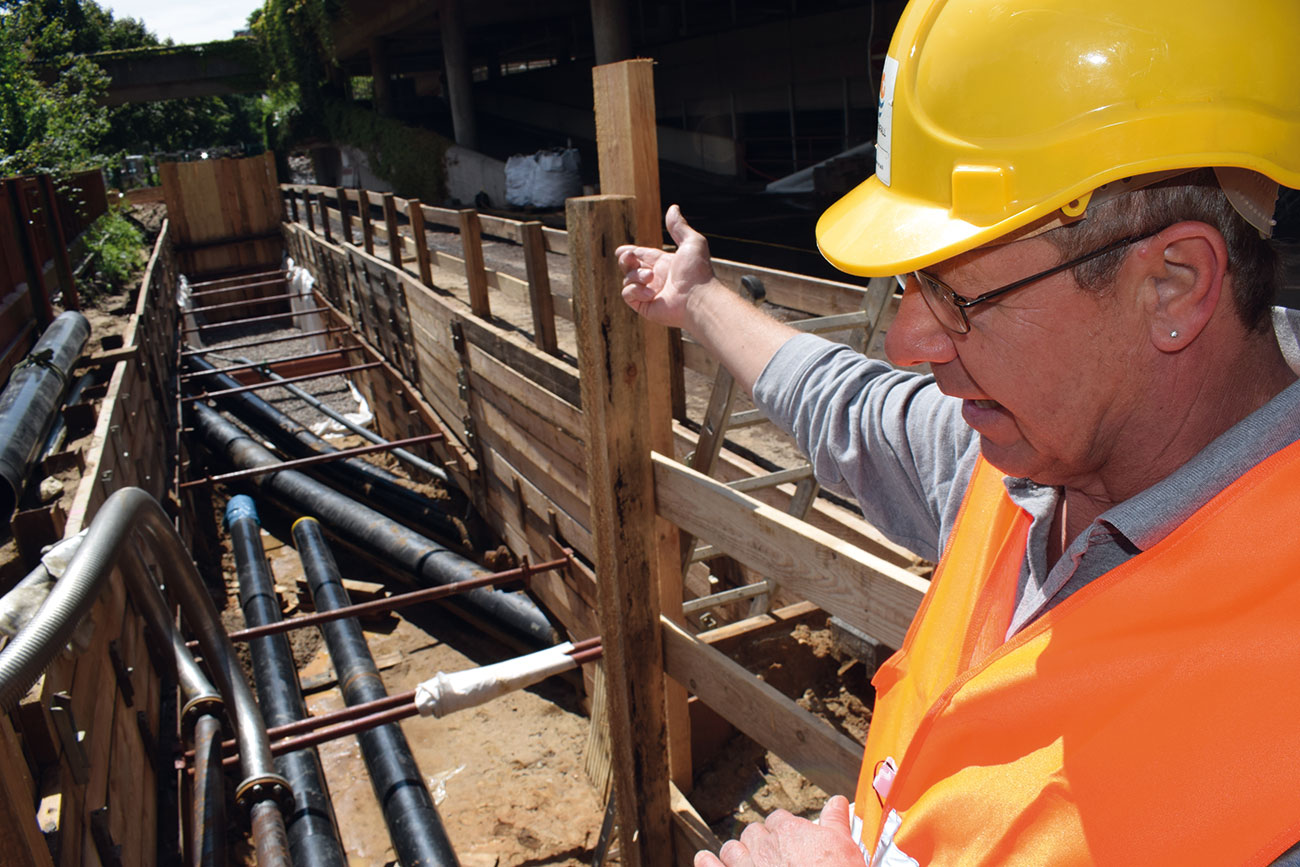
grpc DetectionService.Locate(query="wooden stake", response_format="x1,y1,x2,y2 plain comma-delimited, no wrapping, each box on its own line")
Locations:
458,209,490,319
382,192,403,267
358,189,375,255
316,192,332,243
335,187,353,245
407,199,434,288
303,189,315,233
570,193,673,867
593,56,693,795
521,221,558,353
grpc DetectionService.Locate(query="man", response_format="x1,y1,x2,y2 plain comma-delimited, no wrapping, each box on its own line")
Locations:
617,1,1300,864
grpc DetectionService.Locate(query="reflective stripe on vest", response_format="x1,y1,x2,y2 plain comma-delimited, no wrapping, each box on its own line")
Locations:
853,442,1300,865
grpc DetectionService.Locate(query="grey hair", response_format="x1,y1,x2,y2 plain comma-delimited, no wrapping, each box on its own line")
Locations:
1045,169,1282,333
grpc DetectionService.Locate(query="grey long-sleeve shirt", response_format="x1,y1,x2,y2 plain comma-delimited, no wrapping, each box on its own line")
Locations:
753,308,1300,637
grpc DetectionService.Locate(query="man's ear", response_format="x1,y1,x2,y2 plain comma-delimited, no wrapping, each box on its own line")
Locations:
1138,221,1228,350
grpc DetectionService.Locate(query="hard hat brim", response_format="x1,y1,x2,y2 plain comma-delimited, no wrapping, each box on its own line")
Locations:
815,174,1029,278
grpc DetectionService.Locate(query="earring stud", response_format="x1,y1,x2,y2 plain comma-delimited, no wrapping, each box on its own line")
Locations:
1170,330,1179,339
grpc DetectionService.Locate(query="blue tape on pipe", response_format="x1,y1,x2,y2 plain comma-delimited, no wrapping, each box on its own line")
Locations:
224,494,260,529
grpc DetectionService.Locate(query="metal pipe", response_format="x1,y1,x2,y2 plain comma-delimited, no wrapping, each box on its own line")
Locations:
190,402,555,647
191,714,227,867
227,353,449,484
183,353,470,547
0,310,90,519
295,517,460,866
229,496,348,867
0,487,291,827
180,433,445,488
181,361,383,402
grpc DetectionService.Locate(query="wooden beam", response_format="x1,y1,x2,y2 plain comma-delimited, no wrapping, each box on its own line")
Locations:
335,187,353,245
569,193,672,867
653,452,927,649
316,192,332,243
521,221,558,354
458,209,490,319
382,193,403,267
593,56,693,796
407,198,434,288
357,188,374,255
661,616,861,799
0,714,54,867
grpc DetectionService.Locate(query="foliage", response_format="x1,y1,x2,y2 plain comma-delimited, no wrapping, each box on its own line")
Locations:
80,204,144,295
0,6,112,177
1,0,263,176
252,0,342,122
324,99,450,204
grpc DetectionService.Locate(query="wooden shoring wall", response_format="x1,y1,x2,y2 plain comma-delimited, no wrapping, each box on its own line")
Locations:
159,153,283,281
0,170,108,383
1,221,176,867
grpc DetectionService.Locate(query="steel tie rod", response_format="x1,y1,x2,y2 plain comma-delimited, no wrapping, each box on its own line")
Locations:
181,360,383,403
178,346,364,381
180,328,351,358
193,290,317,315
181,307,333,334
179,432,445,488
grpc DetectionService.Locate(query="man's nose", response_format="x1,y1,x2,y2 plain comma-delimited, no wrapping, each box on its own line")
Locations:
884,277,959,368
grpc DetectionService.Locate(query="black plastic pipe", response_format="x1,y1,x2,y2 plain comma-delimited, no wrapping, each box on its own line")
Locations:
294,517,460,867
0,310,90,519
190,402,555,649
228,496,348,867
183,353,469,548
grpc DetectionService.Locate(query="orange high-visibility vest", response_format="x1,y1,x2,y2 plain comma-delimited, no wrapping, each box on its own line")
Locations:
853,443,1300,866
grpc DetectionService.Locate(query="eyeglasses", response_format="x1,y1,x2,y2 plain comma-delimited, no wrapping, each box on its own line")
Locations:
911,233,1148,334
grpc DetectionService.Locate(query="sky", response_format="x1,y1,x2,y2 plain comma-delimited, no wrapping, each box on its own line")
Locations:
101,0,265,45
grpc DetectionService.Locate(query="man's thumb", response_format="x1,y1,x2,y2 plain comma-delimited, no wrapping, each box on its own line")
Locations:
819,795,853,833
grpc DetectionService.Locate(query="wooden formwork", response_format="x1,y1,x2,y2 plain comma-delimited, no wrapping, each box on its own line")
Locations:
159,153,283,281
1,221,177,867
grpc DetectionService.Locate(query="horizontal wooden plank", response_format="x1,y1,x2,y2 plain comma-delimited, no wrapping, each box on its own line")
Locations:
668,422,923,569
466,342,583,441
711,257,870,317
661,616,860,798
479,441,593,561
652,452,926,648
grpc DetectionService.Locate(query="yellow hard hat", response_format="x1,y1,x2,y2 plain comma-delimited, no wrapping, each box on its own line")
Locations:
817,0,1300,277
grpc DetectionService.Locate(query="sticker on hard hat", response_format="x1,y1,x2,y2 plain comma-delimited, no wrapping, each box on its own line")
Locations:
876,55,899,187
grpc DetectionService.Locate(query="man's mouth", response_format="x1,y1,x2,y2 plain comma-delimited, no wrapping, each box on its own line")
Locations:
970,399,1000,409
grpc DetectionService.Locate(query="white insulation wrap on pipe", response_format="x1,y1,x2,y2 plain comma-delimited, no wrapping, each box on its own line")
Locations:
414,642,576,718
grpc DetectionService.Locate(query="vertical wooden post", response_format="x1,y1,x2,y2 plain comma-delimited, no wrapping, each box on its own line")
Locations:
303,189,315,233
10,180,54,328
570,194,673,867
39,175,78,311
593,57,693,794
358,190,375,255
0,716,54,867
521,221,558,354
287,189,299,223
458,209,490,319
316,192,332,243
335,187,354,245
382,192,403,267
407,199,434,287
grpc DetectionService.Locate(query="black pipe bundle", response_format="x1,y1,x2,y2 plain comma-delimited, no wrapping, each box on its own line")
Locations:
0,311,90,519
294,517,460,867
183,353,470,548
190,402,555,649
228,496,348,867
